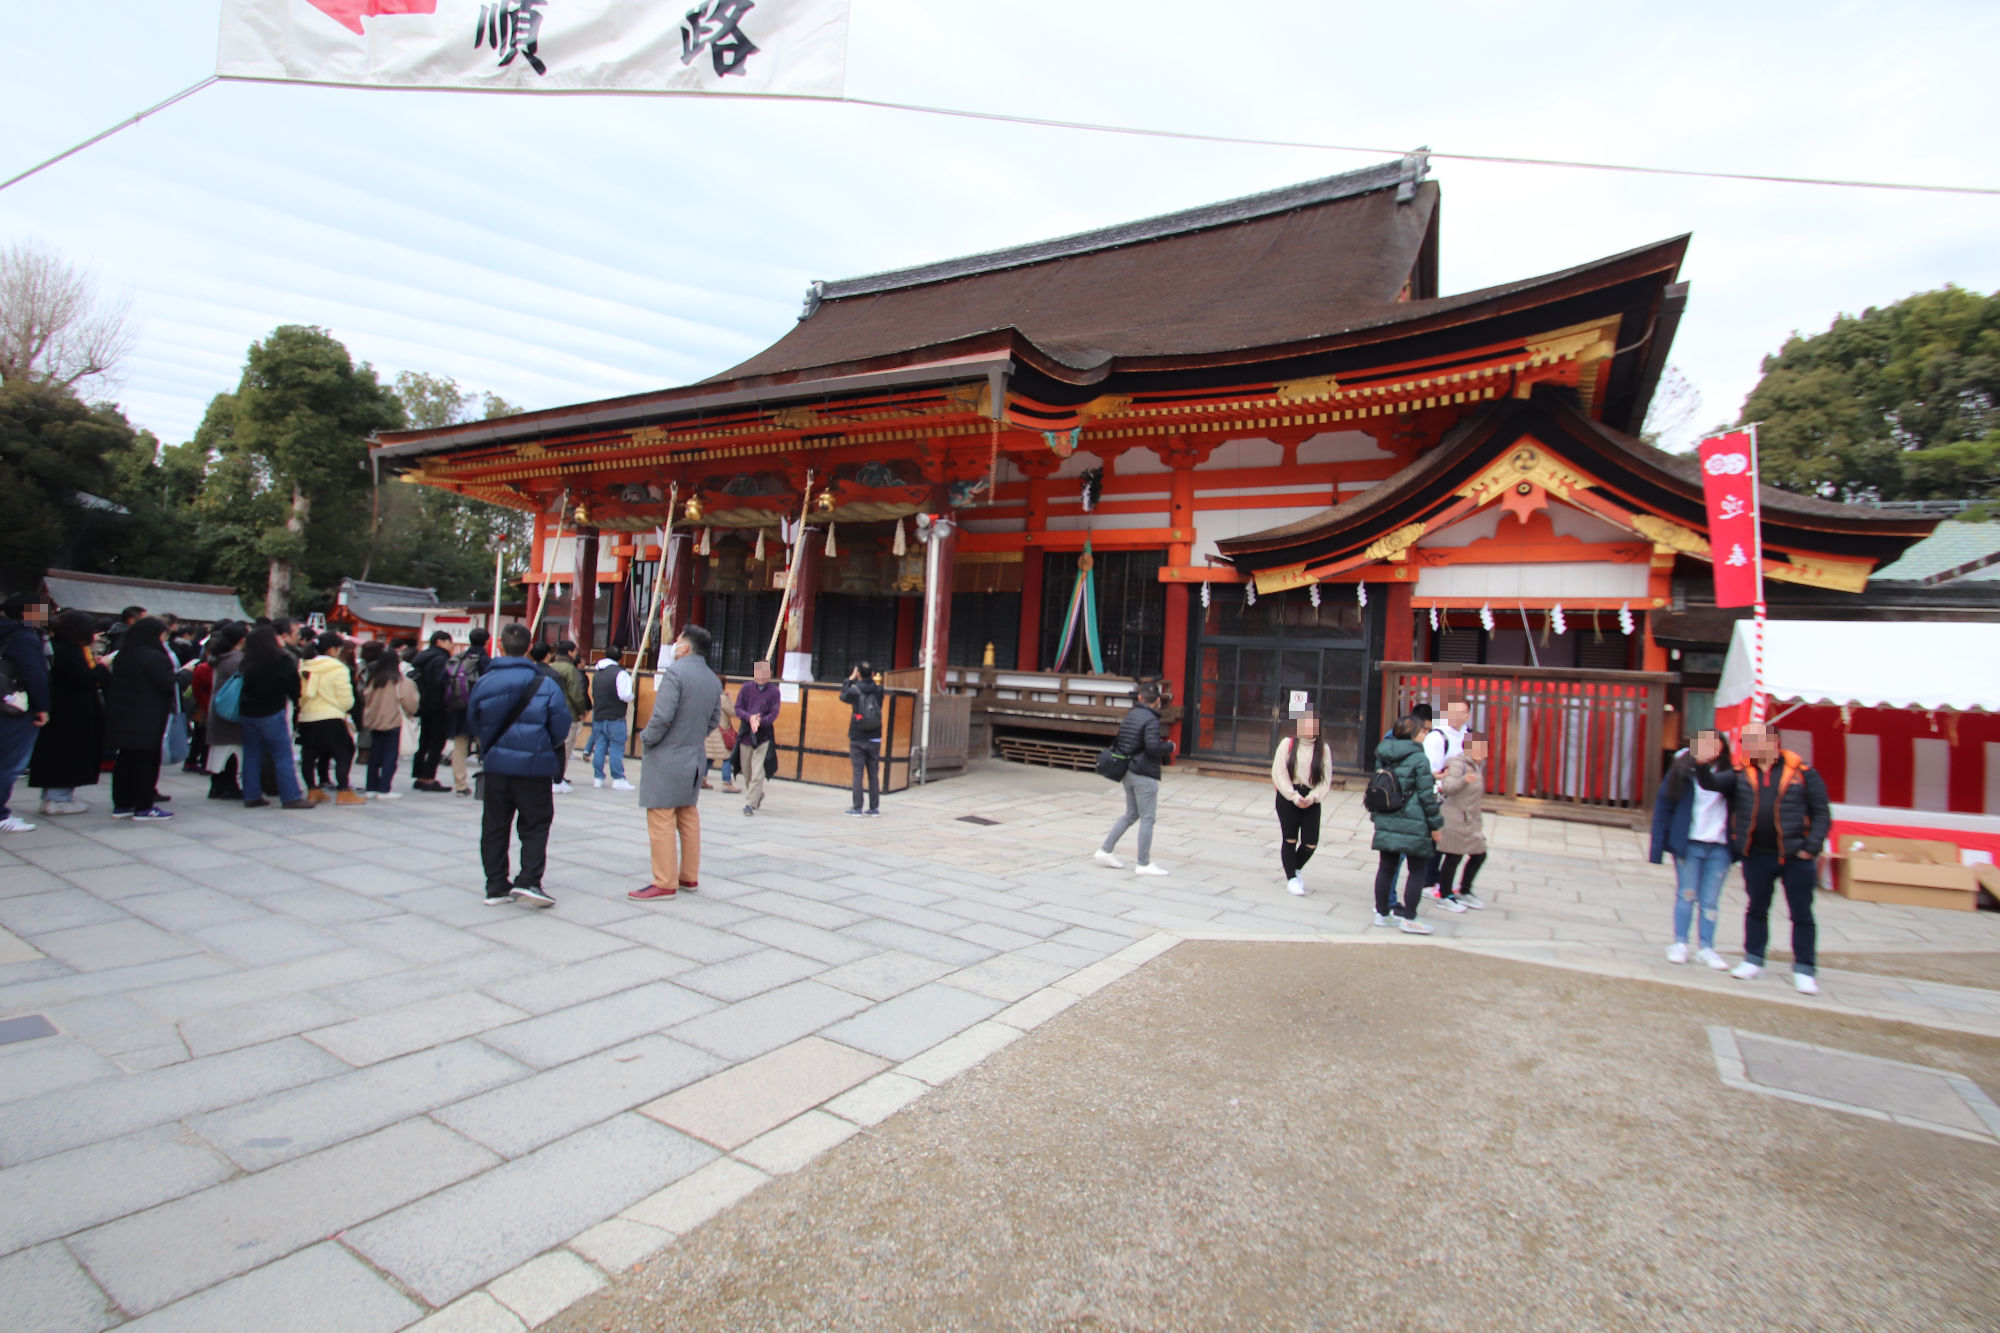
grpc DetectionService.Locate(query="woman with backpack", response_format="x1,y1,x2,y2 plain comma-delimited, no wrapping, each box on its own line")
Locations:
298,632,362,806
236,624,311,809
31,610,109,816
202,624,247,801
360,641,419,798
1270,708,1334,896
1368,712,1444,933
103,617,178,821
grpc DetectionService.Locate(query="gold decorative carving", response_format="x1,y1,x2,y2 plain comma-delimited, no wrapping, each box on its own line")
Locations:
1273,373,1341,402
1363,522,1429,563
1524,316,1620,366
1455,442,1598,507
1078,394,1133,422
1764,556,1871,594
1253,563,1315,595
1631,514,1711,557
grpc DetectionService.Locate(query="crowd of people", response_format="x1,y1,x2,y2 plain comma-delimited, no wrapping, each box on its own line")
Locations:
1092,683,1830,994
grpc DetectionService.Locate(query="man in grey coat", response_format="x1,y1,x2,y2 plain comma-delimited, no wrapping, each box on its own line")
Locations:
629,625,723,902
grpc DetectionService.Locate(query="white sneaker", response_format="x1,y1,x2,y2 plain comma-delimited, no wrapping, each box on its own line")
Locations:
1373,911,1394,927
611,779,635,791
1093,849,1123,869
1794,974,1820,996
1458,893,1486,910
1697,947,1729,971
40,800,88,816
1730,961,1762,981
1133,863,1169,877
1286,876,1306,896
593,777,605,789
1666,942,1689,965
552,780,574,794
1437,896,1468,914
1398,917,1434,935
0,815,34,832
376,791,403,800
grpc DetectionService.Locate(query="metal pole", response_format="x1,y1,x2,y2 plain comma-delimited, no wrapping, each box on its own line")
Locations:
1747,423,1769,727
490,545,504,634
917,525,941,785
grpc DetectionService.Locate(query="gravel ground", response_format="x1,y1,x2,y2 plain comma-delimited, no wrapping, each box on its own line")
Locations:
552,943,2000,1333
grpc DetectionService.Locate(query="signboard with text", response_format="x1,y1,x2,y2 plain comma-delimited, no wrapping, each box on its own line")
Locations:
1697,429,1763,609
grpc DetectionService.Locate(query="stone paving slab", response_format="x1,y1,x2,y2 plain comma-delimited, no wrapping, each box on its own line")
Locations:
5,757,2000,1331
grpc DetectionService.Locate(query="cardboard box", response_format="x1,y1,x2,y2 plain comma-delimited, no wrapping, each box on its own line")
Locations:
1835,834,1980,911
1975,864,2000,911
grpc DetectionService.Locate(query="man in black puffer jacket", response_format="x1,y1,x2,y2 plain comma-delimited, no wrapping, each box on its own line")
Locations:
1093,680,1176,876
1694,722,1830,995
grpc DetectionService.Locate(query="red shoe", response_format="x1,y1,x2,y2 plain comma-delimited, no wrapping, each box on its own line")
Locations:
627,883,677,900
678,879,699,892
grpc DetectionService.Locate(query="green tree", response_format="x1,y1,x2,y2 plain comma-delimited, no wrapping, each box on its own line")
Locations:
230,326,404,616
370,372,529,601
1740,286,2000,504
0,378,124,589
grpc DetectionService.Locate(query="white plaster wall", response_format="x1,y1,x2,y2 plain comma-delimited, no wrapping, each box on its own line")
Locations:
1298,430,1393,463
1413,561,1651,600
1046,511,1166,532
1418,508,1505,548
1188,505,1328,565
1197,438,1285,471
1548,505,1632,542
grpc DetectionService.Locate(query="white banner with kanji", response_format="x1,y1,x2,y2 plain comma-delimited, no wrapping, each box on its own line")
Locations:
218,0,850,97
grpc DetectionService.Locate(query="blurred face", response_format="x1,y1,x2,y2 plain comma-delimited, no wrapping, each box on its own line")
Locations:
1467,739,1489,764
1740,723,1781,764
1445,701,1471,729
21,600,49,627
1296,713,1319,741
753,660,771,684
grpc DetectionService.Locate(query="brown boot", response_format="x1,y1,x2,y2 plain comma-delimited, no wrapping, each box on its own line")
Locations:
305,788,331,806
334,789,367,807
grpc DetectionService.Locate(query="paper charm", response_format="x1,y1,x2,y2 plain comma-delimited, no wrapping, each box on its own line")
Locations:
1309,582,1321,608
892,517,907,557
1618,602,1634,635
825,523,838,558
1429,605,1439,632
1200,581,1211,609
1480,603,1495,633
754,527,767,562
1551,603,1566,636
695,527,709,556
1245,581,1257,606
1356,583,1367,607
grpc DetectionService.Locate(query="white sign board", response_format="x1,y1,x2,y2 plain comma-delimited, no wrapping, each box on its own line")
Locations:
1288,690,1309,715
219,0,851,97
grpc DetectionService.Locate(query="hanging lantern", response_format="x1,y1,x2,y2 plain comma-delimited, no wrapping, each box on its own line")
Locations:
1200,580,1211,609
698,527,711,557
892,517,907,557
1245,581,1257,606
1618,601,1635,635
1551,603,1567,636
1355,583,1367,608
825,523,838,558
754,527,767,562
1480,603,1495,633
1309,582,1321,608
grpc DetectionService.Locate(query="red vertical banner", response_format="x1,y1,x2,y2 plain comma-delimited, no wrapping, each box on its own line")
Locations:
1697,428,1763,609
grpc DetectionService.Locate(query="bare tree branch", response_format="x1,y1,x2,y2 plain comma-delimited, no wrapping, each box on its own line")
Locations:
0,239,135,393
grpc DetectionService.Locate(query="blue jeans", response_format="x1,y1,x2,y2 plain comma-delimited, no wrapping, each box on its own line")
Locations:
0,717,35,820
240,711,304,805
587,719,627,781
1672,840,1732,950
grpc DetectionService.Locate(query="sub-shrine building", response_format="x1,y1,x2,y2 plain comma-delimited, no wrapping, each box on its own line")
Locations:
371,157,1936,810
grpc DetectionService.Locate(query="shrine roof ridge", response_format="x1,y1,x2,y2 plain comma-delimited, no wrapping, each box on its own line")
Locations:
804,158,1417,311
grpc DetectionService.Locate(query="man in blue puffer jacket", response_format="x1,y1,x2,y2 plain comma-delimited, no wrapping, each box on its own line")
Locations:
467,622,571,908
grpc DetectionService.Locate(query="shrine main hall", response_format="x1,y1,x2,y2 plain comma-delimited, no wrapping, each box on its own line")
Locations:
371,157,1931,806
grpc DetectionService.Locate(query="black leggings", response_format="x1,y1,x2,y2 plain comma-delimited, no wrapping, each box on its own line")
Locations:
1375,850,1431,918
1434,852,1486,896
299,719,355,790
1275,794,1321,877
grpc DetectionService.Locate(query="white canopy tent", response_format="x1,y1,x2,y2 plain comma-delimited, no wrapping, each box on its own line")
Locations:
1717,619,2000,718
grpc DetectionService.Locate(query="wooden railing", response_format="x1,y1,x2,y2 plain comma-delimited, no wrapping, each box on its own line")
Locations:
1378,662,1676,811
937,666,1179,736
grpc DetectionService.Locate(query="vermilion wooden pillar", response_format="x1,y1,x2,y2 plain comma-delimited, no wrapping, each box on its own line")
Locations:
1015,457,1060,671
1383,579,1416,662
1161,582,1190,748
923,483,958,683
895,595,919,670
574,529,600,662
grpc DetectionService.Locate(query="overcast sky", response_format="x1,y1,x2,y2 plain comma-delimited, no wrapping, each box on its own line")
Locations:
6,1,1996,451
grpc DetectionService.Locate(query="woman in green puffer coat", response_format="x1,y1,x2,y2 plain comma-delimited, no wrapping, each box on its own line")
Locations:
1371,714,1444,934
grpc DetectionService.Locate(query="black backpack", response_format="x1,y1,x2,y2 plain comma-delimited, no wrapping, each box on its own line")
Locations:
854,688,882,733
1362,762,1409,815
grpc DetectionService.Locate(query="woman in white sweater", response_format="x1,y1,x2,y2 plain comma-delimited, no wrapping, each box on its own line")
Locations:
1271,709,1335,896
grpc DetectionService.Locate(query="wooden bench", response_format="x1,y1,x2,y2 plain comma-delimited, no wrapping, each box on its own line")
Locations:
995,736,1101,772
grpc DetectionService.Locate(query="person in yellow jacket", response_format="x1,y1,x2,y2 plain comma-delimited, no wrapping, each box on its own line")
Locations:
298,631,363,806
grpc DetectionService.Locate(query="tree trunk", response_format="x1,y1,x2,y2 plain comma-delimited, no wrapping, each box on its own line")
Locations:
266,482,311,618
